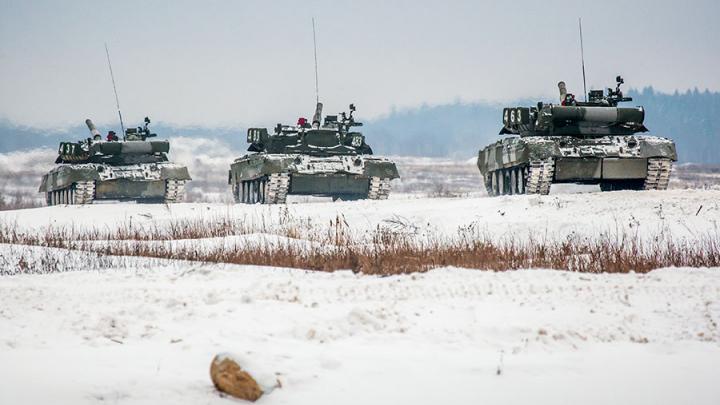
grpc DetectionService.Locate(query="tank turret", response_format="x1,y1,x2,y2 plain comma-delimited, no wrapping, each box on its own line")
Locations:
502,76,648,137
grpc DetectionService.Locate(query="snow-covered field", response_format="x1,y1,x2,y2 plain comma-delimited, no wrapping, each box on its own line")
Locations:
0,189,719,404
1,264,719,405
1,188,718,241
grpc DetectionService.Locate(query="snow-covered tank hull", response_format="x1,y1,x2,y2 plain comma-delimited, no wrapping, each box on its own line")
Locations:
39,162,190,205
229,153,398,203
477,135,677,195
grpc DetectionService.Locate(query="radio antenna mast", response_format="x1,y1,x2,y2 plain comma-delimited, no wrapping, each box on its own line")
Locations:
104,43,125,136
578,18,588,102
312,18,320,103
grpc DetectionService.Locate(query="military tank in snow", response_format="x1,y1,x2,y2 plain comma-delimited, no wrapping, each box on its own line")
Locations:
228,103,399,203
39,118,191,205
477,76,677,196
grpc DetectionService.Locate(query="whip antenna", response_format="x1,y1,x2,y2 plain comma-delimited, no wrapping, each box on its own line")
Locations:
312,18,320,103
578,18,588,102
104,43,125,136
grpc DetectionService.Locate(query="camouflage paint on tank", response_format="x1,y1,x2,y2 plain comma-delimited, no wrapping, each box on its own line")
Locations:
39,117,191,204
477,77,677,195
229,103,399,202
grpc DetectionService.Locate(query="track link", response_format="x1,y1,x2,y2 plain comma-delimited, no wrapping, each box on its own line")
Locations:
644,158,673,190
265,173,289,204
164,180,187,203
367,177,391,200
525,159,554,195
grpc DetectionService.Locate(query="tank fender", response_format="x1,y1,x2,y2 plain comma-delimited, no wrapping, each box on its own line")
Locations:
636,137,678,160
229,155,296,183
160,165,192,181
363,159,400,179
39,166,101,192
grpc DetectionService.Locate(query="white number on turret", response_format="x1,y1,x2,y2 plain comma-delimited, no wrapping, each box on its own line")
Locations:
351,136,362,147
62,143,76,155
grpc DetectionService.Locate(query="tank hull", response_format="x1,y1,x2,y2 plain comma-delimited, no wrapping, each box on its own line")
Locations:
477,135,677,195
39,162,191,204
229,153,399,203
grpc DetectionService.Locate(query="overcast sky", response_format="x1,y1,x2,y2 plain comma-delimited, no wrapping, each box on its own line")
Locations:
1,0,718,129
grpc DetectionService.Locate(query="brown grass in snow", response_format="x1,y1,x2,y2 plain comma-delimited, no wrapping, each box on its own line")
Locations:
1,214,718,275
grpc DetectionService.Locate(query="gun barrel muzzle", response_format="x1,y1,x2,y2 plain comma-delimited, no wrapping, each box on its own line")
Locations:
85,119,101,137
312,102,323,128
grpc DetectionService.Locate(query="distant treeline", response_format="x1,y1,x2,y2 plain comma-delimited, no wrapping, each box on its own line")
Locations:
1,88,718,163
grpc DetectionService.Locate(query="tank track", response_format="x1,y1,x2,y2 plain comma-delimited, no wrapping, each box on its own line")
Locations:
525,159,554,195
643,158,673,190
46,181,95,206
264,173,289,204
234,173,289,204
367,177,391,200
164,180,187,203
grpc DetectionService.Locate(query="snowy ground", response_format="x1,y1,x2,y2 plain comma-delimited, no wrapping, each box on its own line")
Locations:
1,263,718,405
0,189,719,404
1,188,718,243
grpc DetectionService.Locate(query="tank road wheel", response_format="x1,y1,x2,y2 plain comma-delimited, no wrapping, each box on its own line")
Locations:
484,173,494,196
367,177,391,200
47,183,94,206
516,167,526,194
241,181,249,203
232,183,241,203
509,169,517,195
497,169,505,195
248,179,267,204
245,173,290,205
489,171,499,196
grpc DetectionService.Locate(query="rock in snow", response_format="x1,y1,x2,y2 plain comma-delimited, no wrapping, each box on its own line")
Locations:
210,353,279,401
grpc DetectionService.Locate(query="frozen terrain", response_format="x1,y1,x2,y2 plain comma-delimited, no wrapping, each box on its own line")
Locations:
0,188,718,404
0,263,718,405
1,188,718,242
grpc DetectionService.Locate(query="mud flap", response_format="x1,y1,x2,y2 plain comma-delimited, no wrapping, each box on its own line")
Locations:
290,174,369,195
95,179,166,200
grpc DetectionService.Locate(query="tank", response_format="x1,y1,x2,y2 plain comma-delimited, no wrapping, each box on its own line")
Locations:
228,103,399,203
477,76,677,195
39,117,191,205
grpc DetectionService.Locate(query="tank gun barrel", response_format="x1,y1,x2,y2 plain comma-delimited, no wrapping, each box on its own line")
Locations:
85,119,101,138
558,82,568,103
551,106,644,124
312,102,323,129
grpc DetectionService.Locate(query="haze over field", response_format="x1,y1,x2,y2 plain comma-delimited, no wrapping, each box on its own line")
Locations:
1,0,719,128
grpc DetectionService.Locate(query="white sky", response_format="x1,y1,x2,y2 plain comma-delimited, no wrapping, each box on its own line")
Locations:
1,0,718,129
